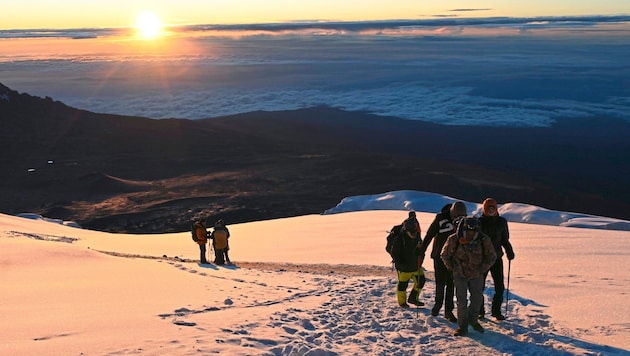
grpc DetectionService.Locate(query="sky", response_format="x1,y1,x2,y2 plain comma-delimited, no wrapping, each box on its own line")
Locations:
2,0,630,30
2,190,629,355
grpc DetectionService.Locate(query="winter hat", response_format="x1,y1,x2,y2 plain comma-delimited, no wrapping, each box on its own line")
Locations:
482,198,499,216
457,217,479,241
403,219,418,234
450,201,467,219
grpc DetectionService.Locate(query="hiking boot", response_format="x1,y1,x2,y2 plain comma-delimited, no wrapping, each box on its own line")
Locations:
453,328,468,337
430,308,439,317
399,303,410,309
408,299,425,307
445,313,458,323
471,323,485,333
492,313,506,321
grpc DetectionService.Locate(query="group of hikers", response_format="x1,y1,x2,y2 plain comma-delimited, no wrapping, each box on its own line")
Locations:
389,198,515,337
192,218,231,265
190,198,514,336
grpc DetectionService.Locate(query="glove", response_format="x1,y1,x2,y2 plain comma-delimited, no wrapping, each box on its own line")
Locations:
506,251,515,260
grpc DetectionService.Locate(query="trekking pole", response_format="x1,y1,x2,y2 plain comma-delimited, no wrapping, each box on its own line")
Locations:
505,259,511,316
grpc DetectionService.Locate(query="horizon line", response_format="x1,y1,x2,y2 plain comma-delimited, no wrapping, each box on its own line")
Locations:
2,14,629,39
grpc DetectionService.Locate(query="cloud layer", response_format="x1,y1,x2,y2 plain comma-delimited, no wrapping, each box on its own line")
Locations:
2,15,629,127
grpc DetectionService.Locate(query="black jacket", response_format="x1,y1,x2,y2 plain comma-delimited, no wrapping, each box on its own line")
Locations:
421,204,458,260
391,230,422,272
478,215,514,259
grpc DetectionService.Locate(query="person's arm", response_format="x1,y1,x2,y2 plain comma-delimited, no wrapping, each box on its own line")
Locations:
501,219,515,260
420,219,438,254
440,235,456,271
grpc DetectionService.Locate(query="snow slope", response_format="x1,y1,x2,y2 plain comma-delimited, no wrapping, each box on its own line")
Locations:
2,204,629,355
324,190,630,231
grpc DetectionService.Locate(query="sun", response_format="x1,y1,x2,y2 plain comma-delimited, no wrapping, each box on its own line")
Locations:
135,11,163,39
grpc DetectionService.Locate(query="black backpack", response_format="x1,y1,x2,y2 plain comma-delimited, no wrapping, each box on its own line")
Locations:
385,224,403,258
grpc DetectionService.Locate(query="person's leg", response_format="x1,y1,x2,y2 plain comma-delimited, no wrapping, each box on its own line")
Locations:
468,277,485,332
445,270,456,318
408,271,426,305
432,259,446,314
397,270,412,306
199,244,207,263
214,248,224,264
224,249,231,264
490,259,506,318
453,276,469,332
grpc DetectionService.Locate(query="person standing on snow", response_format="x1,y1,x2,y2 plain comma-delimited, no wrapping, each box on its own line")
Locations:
420,201,467,323
391,219,425,308
441,217,496,336
216,219,231,264
478,198,514,320
194,219,209,264
210,220,230,265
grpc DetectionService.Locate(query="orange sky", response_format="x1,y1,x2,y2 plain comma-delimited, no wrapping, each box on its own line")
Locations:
2,0,629,30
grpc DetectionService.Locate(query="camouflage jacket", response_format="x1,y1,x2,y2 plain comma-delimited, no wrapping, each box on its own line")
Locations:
440,231,497,280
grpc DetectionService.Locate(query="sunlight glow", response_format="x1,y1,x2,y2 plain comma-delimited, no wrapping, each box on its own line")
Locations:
136,11,163,39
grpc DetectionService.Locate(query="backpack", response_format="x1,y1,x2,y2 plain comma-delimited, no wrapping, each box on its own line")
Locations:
385,224,403,258
212,229,228,250
191,223,199,242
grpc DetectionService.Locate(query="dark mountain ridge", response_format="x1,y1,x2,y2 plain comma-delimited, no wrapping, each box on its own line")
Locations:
1,82,629,233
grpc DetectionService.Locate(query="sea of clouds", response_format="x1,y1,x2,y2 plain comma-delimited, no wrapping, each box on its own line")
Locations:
1,16,629,127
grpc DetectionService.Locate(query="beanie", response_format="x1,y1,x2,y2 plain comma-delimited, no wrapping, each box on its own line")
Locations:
482,198,499,216
403,219,418,234
450,201,467,219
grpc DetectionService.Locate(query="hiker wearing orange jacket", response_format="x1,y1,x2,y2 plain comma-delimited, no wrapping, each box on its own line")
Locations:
194,219,209,264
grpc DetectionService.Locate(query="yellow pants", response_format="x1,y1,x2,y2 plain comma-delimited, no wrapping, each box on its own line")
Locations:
397,269,425,306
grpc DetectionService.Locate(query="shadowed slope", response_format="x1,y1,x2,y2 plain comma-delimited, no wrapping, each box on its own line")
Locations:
1,83,629,232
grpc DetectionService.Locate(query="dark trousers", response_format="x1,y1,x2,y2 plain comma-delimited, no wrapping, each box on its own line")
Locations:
454,276,484,329
432,258,455,315
214,248,225,265
482,258,505,315
199,244,208,263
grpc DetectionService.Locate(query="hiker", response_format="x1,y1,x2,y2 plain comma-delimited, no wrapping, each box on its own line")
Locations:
406,211,425,298
420,201,467,323
390,219,425,308
441,217,497,336
193,219,209,264
217,219,231,264
211,220,230,265
478,198,514,320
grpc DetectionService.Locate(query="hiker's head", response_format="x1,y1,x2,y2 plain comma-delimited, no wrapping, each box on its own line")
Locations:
408,211,416,218
458,217,479,243
403,219,418,237
482,198,499,216
450,201,467,220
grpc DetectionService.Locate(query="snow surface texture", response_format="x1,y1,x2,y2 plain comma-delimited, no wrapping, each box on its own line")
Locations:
2,198,629,355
